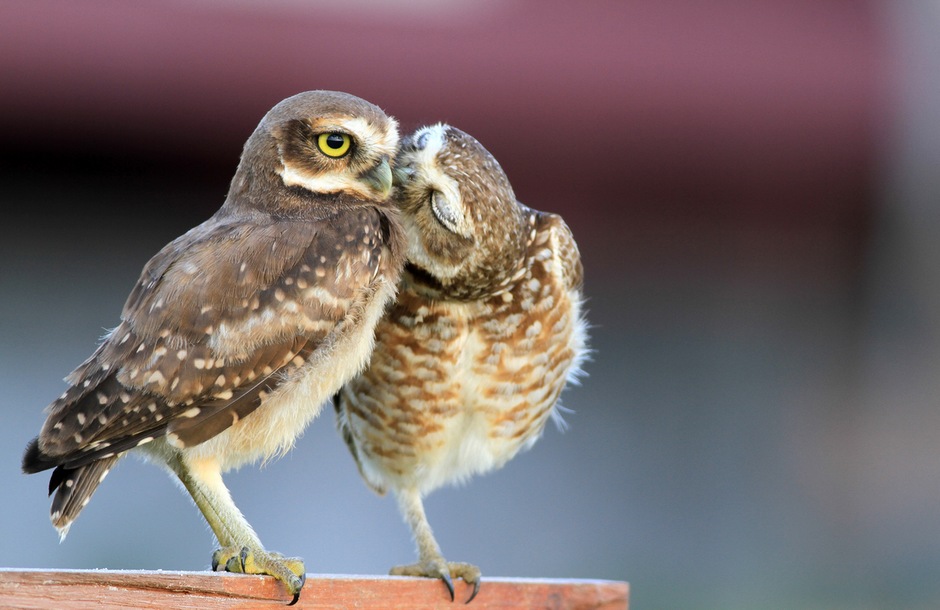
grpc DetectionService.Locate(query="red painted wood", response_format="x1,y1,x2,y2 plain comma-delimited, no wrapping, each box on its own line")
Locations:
0,570,628,610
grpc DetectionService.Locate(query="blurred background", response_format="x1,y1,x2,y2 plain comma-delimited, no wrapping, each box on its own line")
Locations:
2,1,939,608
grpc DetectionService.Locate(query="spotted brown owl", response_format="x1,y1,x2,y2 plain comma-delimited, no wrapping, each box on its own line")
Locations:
335,123,588,601
22,90,405,603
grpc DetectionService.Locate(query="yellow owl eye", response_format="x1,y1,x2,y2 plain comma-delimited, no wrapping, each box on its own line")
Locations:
317,133,352,158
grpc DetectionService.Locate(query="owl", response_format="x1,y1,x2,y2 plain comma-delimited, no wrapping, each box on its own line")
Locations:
22,90,404,604
335,123,588,602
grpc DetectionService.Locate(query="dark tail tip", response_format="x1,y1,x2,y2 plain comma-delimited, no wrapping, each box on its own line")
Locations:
22,437,56,475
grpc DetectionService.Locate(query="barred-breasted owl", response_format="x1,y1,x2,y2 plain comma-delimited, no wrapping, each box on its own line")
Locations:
22,90,404,603
335,124,588,601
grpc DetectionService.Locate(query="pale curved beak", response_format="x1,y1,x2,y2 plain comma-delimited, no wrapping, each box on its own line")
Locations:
361,157,393,198
392,165,415,187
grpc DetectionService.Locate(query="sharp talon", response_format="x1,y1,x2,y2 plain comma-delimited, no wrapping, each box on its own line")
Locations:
225,555,240,573
466,580,481,604
239,546,250,572
211,551,221,572
441,572,455,601
286,573,305,605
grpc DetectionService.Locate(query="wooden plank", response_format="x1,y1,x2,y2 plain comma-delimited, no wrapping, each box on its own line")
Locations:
0,569,628,610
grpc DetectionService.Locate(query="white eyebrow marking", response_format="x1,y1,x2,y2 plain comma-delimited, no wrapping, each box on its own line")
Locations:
278,164,375,198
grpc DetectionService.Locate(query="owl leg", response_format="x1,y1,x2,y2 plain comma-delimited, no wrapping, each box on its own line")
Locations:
390,488,481,603
168,453,306,605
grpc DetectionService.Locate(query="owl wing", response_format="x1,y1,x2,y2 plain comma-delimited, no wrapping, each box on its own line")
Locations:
26,207,392,471
332,391,386,495
538,212,583,290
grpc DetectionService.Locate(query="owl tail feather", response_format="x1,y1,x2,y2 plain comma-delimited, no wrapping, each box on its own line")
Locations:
49,456,120,541
23,438,121,540
23,438,121,542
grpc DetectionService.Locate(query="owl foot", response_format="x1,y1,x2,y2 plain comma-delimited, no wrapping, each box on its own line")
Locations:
212,545,306,605
390,560,481,603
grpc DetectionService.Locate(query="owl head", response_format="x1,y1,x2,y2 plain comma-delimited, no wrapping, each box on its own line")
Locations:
226,90,399,214
393,123,530,300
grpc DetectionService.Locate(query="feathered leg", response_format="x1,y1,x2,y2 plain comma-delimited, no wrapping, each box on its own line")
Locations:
166,452,306,605
390,487,481,603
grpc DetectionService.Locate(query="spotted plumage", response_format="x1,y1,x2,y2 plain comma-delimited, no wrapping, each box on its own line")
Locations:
23,90,404,603
335,124,588,601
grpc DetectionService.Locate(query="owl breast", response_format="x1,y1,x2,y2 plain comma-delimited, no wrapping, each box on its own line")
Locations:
342,239,587,495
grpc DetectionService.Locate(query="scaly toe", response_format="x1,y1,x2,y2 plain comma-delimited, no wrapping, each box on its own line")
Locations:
212,545,306,604
391,560,453,600
390,559,481,602
212,546,247,573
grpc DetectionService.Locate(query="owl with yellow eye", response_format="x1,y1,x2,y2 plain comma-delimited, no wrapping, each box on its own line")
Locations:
23,90,405,604
336,123,588,602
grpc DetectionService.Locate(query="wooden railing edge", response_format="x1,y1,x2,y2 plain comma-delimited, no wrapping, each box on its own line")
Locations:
0,569,628,609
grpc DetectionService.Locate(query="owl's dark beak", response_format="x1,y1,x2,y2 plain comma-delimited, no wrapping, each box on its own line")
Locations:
361,157,393,198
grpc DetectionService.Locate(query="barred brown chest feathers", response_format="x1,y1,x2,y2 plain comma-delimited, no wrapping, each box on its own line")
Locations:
341,214,585,494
